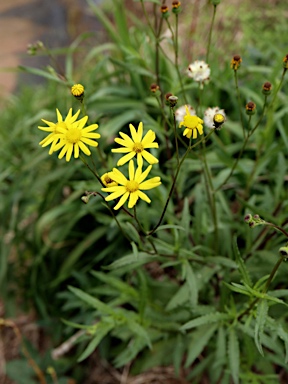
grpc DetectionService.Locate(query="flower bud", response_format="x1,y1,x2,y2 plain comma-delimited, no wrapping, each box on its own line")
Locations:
246,101,256,115
160,5,170,18
71,84,85,102
283,54,288,69
262,81,272,95
231,55,242,70
244,214,252,223
279,246,288,258
168,95,178,108
150,83,161,97
211,0,221,4
172,1,182,14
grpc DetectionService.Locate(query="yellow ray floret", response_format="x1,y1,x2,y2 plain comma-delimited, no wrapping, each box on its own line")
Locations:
38,108,100,161
179,106,204,139
102,160,161,210
112,122,159,167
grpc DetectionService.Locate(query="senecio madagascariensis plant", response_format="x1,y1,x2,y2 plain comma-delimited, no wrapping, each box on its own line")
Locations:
38,108,100,161
102,160,161,210
112,122,159,167
179,105,204,139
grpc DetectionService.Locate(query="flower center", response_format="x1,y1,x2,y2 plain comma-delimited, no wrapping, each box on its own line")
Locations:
133,142,144,153
184,115,198,129
54,121,67,133
66,127,82,143
126,180,139,193
105,176,113,184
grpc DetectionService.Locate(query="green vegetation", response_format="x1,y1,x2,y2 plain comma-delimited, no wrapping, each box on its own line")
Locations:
1,0,288,383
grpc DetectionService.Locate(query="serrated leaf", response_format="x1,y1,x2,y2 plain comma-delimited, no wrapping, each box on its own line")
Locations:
78,321,114,362
254,299,268,356
68,286,115,315
184,261,198,307
228,327,239,384
166,283,190,311
181,312,231,331
185,325,217,367
224,282,252,296
105,252,158,270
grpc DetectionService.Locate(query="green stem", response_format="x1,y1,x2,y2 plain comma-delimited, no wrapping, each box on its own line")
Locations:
206,5,217,63
234,69,246,139
171,108,180,166
215,96,268,192
148,131,214,236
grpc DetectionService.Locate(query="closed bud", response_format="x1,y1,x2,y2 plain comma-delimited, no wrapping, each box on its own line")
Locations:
282,54,288,69
246,101,256,115
172,1,182,14
262,81,272,95
71,84,85,102
231,55,242,70
168,95,178,108
213,113,225,129
160,5,170,18
244,214,252,223
279,246,288,258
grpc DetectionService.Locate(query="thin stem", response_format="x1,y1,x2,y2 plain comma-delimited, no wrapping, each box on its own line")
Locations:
148,131,214,236
215,96,268,192
234,70,246,139
206,5,217,63
171,107,180,166
265,222,288,238
98,192,130,242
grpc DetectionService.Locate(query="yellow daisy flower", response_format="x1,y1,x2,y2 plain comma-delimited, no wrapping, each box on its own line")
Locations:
102,160,161,210
38,108,80,154
53,115,100,162
179,106,204,139
112,122,159,167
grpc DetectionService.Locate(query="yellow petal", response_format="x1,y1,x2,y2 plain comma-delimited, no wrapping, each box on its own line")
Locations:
114,192,129,210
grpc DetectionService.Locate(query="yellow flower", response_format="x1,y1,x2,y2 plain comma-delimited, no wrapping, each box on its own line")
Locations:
38,108,81,154
179,106,204,139
101,173,118,187
102,160,161,210
112,122,159,167
53,114,100,161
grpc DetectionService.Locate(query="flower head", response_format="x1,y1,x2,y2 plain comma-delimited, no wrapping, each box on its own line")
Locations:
179,105,203,139
112,122,159,167
38,108,81,154
204,107,226,130
246,101,256,115
283,54,288,69
231,55,242,70
71,84,84,97
262,81,272,95
102,160,161,210
175,105,196,124
101,173,118,187
187,60,210,85
39,108,100,161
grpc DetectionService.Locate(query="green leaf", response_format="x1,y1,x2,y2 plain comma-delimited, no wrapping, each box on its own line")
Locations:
254,299,268,356
68,286,115,316
183,260,198,307
166,283,190,311
154,224,185,233
77,321,114,362
228,327,240,384
185,325,217,367
105,252,159,270
181,312,231,331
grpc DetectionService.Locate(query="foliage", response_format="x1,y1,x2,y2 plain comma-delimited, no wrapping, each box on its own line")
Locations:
1,0,288,382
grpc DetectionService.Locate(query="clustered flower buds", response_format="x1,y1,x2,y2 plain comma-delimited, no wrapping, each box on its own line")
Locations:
71,84,85,102
244,213,266,228
245,101,256,115
262,81,272,96
27,41,44,55
231,55,242,70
